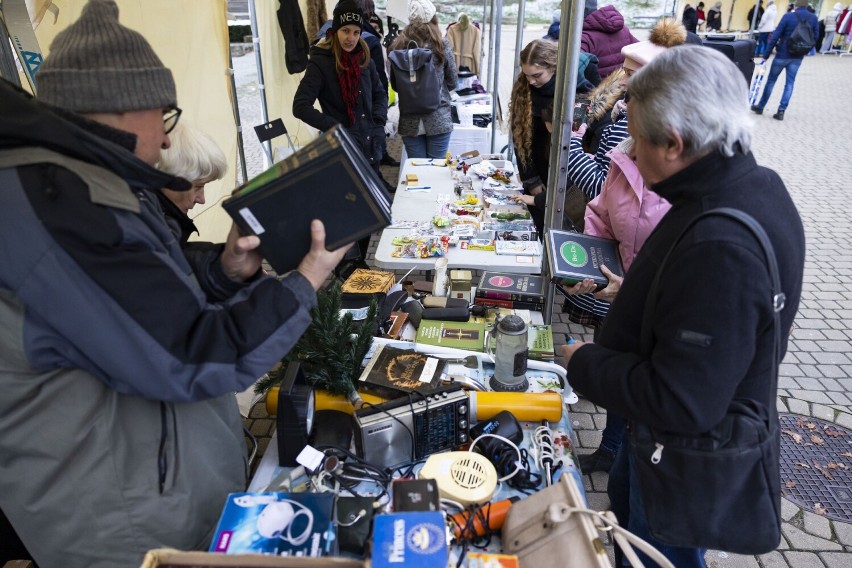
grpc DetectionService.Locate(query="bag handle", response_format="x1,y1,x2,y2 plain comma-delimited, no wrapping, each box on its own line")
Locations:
508,502,676,568
639,207,784,421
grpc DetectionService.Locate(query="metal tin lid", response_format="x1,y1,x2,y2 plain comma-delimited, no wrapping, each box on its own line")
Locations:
497,314,527,335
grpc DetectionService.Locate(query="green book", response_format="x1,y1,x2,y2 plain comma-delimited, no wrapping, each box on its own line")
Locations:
485,323,555,361
415,321,488,352
545,229,624,289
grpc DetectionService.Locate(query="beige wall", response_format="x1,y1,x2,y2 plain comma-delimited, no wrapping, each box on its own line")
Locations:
31,0,237,242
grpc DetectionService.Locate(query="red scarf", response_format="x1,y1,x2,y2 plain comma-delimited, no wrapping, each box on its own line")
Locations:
337,47,363,126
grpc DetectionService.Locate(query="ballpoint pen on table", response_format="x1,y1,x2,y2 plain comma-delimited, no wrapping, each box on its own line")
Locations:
406,186,431,191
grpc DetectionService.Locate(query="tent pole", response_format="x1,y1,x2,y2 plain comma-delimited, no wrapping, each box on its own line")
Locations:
0,11,21,87
227,48,249,184
541,0,583,324
505,0,527,162
248,0,272,168
489,0,504,153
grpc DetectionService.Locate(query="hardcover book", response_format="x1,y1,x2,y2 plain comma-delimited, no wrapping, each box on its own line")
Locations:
223,125,391,275
357,344,446,398
415,321,488,352
545,230,624,289
341,268,395,295
372,512,448,568
486,323,554,362
209,492,334,556
473,297,544,312
476,272,546,304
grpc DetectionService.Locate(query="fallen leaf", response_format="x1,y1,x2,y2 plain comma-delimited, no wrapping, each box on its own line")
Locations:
795,462,811,468
782,429,804,444
814,503,827,515
785,480,796,489
811,434,825,446
823,427,845,438
812,460,834,480
805,422,818,430
796,416,807,428
842,451,852,458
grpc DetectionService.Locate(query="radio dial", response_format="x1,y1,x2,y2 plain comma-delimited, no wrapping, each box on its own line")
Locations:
458,405,467,415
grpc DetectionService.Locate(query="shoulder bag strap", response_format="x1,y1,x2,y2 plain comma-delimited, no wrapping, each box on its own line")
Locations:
639,207,785,420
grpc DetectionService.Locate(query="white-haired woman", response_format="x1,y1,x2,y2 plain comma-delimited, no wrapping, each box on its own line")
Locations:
562,45,805,566
158,122,227,244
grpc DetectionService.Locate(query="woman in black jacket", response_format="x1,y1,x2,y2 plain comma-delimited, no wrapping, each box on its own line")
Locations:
294,0,387,175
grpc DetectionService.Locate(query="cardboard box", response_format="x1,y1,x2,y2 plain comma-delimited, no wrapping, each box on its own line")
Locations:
449,269,472,302
209,493,334,557
141,549,364,567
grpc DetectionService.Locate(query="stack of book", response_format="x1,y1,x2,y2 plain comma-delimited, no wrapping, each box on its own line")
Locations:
474,272,546,311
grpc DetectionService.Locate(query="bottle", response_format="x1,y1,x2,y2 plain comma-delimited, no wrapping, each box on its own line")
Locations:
490,315,529,391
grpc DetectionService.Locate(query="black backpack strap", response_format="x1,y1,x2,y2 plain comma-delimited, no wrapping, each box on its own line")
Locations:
639,208,785,418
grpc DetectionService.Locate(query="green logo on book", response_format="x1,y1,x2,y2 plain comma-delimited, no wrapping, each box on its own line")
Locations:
560,241,588,268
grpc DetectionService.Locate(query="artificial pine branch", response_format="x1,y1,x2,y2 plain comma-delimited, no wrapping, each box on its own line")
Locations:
259,281,379,397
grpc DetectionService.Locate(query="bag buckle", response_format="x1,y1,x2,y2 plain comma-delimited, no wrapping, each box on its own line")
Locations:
773,293,786,313
407,49,417,83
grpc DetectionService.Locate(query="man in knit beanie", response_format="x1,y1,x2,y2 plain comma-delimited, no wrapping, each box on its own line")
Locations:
37,0,178,165
0,2,347,566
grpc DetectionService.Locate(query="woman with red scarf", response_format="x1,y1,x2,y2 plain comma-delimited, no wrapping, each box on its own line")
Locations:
294,0,387,176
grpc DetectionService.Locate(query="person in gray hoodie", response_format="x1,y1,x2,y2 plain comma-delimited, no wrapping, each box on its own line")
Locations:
0,2,347,566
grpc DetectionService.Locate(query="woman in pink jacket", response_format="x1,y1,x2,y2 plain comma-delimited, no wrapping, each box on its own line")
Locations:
562,135,671,474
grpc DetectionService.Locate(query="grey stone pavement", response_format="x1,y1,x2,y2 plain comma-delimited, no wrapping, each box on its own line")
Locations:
234,25,852,567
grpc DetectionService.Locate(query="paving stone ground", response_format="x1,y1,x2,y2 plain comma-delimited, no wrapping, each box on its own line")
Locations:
236,27,852,566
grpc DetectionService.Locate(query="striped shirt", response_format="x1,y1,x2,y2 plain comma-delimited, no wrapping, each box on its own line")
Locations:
567,113,630,201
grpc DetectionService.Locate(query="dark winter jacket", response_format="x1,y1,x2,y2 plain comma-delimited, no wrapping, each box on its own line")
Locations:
682,6,699,33
0,79,317,567
707,7,723,30
765,7,819,59
568,149,805,437
581,5,639,77
293,43,388,167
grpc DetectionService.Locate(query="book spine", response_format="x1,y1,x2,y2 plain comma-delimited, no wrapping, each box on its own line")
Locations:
477,289,545,304
474,297,544,311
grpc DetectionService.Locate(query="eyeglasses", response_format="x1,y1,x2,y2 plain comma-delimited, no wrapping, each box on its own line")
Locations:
163,107,182,134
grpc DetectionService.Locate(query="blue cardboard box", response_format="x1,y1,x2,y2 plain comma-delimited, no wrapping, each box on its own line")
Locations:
210,492,335,556
371,511,448,567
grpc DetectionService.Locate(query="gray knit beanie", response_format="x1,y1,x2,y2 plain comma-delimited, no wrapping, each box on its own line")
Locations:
38,0,176,113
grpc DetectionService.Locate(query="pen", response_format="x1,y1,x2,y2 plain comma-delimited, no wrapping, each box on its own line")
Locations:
406,186,431,190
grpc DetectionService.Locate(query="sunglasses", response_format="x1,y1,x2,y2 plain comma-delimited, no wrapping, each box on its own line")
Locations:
163,107,182,134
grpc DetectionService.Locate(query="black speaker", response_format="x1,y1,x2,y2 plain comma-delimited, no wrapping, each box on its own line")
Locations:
276,362,315,467
703,36,756,84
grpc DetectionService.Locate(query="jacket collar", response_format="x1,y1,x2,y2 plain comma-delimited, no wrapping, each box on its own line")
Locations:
650,148,757,206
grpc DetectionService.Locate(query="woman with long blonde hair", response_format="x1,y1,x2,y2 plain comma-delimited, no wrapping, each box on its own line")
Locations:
509,39,558,220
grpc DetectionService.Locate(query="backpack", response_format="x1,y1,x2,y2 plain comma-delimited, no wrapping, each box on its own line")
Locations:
786,13,815,56
388,42,442,115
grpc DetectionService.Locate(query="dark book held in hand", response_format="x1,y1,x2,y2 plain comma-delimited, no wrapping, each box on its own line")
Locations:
357,344,446,399
223,125,392,275
545,229,624,289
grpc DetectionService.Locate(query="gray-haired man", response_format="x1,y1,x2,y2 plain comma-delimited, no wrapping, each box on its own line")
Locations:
0,1,347,566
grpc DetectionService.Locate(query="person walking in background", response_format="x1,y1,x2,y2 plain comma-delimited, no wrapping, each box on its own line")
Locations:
388,0,457,159
683,4,699,33
821,3,844,52
562,45,805,567
751,0,819,120
757,0,778,56
581,1,639,77
697,2,707,30
157,123,228,245
748,1,766,32
294,1,388,175
707,1,723,30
